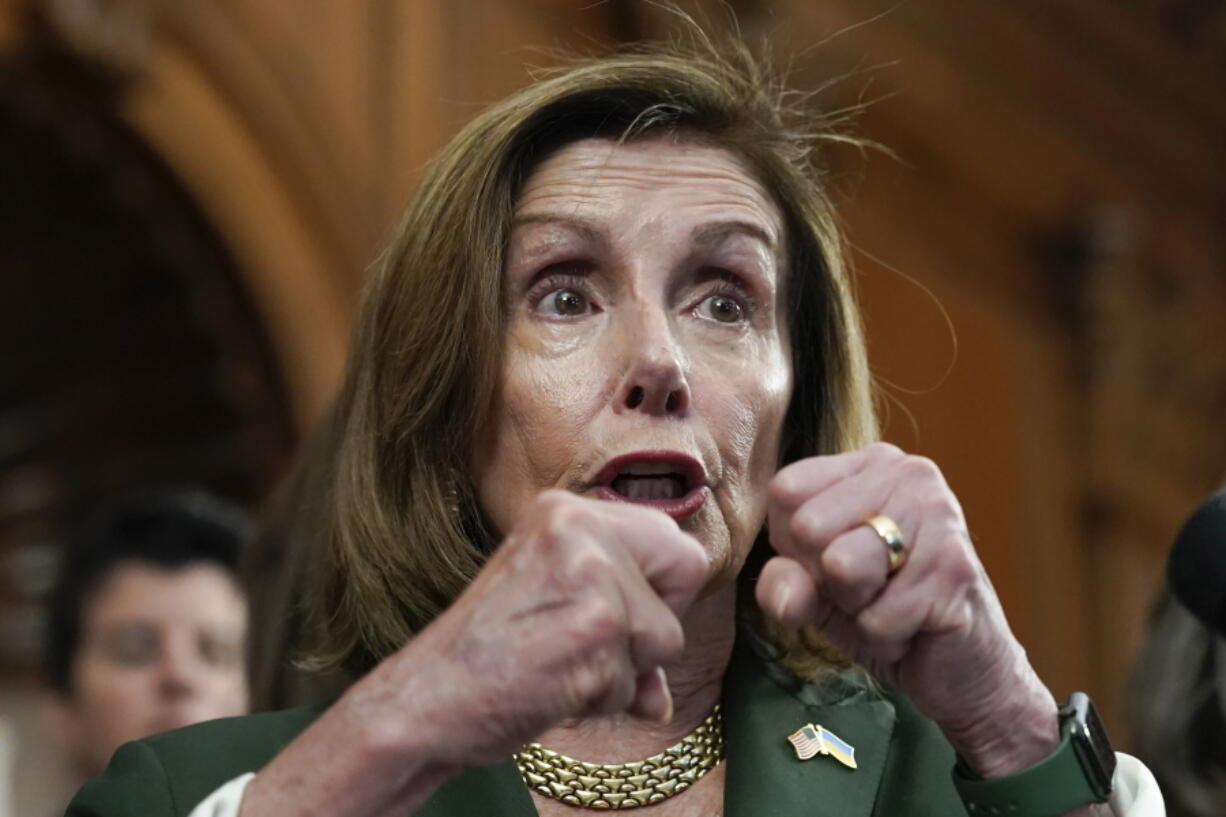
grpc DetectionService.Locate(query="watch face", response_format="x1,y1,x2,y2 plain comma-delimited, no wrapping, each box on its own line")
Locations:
1068,693,1116,800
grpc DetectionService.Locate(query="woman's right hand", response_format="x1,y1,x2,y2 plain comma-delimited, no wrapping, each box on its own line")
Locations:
238,490,709,817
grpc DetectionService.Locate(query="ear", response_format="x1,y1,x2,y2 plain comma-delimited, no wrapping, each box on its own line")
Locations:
38,686,81,756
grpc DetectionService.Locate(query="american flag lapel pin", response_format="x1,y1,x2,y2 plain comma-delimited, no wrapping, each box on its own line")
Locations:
787,723,858,769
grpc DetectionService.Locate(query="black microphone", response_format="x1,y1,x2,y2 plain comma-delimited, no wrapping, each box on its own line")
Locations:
1167,487,1226,635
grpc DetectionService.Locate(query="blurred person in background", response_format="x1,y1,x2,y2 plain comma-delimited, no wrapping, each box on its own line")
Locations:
1129,592,1226,817
39,493,251,796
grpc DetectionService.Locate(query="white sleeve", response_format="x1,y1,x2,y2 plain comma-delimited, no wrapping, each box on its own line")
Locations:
1109,752,1165,817
186,772,255,817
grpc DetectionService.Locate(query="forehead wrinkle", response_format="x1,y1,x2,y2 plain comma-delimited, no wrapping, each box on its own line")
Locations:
521,166,772,207
512,140,784,270
515,188,778,243
519,140,775,206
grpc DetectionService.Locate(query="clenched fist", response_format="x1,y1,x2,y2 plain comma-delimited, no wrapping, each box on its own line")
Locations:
756,443,1061,778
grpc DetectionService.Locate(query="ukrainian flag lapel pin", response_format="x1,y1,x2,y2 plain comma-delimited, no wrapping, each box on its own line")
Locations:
787,723,858,769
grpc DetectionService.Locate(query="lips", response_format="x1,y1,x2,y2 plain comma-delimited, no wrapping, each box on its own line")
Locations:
593,450,708,518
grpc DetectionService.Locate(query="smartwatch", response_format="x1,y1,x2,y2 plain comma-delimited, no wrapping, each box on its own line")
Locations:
952,692,1116,817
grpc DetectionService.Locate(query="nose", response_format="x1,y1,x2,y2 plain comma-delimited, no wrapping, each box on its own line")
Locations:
616,302,690,417
157,636,199,701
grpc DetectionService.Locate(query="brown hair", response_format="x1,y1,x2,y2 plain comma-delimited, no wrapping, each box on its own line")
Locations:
310,34,877,679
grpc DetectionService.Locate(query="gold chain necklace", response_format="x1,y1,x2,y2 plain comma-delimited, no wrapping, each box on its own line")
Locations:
514,704,724,810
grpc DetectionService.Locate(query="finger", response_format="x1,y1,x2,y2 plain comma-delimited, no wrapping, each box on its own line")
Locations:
856,539,978,644
609,506,710,618
545,507,689,674
767,492,798,559
612,558,687,672
817,604,911,666
755,560,909,665
532,492,709,619
756,556,823,628
770,443,903,513
627,666,674,724
583,643,641,717
818,526,891,614
855,589,933,646
786,466,899,559
769,446,902,560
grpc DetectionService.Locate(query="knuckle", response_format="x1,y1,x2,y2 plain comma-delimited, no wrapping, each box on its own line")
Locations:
554,537,624,586
538,496,589,541
769,471,804,507
943,549,978,588
868,441,904,459
567,644,636,715
856,607,897,643
560,541,615,582
819,543,854,582
569,595,623,646
534,488,573,515
916,489,953,518
673,537,709,584
899,454,941,483
567,659,614,709
788,506,820,545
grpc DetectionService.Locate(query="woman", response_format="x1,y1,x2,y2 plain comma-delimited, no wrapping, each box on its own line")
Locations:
68,36,1161,817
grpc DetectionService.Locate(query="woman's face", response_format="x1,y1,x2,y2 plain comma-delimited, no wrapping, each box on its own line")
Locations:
49,561,248,777
472,137,793,586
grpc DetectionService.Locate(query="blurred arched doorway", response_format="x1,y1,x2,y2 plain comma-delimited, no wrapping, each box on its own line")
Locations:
0,28,297,813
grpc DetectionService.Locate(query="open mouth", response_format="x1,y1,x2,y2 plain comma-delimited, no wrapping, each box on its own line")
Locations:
611,463,689,500
594,451,707,518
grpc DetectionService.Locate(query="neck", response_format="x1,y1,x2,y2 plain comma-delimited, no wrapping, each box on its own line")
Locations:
532,582,737,762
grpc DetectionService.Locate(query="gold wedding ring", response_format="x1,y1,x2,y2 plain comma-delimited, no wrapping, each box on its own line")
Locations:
864,514,907,575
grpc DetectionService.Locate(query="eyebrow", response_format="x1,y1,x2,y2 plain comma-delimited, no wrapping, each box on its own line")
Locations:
690,219,778,254
509,213,603,245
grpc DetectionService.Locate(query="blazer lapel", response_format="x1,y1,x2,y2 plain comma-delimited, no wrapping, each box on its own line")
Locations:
723,643,897,817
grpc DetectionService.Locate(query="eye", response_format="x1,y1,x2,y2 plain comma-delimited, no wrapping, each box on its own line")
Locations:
542,287,590,317
699,293,744,323
99,625,159,667
199,633,241,669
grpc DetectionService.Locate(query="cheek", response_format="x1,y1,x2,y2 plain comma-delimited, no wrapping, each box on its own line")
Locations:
714,356,791,472
202,666,249,710
474,334,610,529
73,660,156,724
705,349,791,540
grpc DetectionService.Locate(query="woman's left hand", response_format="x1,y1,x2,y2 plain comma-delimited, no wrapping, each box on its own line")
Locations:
755,442,1061,778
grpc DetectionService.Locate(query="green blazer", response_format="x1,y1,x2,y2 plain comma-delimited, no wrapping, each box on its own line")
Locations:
66,642,967,816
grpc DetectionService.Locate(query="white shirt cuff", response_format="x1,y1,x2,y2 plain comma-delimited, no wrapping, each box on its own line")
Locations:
186,772,254,817
1110,752,1165,816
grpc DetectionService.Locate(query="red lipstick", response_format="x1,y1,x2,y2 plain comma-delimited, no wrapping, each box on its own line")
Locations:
593,450,708,519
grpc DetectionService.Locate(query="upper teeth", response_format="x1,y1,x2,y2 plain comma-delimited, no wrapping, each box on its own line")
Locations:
621,462,684,476
617,476,685,500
